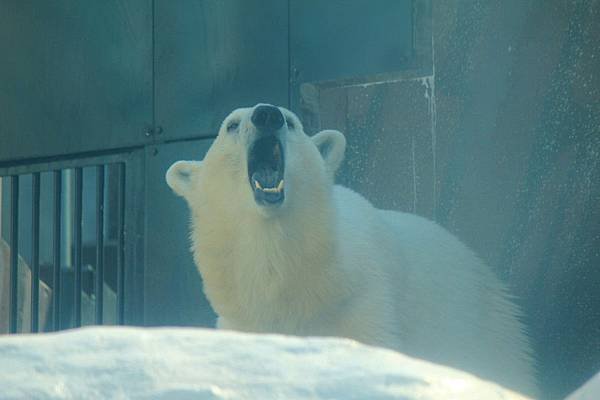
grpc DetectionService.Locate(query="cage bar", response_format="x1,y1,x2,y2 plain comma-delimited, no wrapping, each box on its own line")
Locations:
95,165,105,324
9,175,19,334
73,168,83,327
52,171,62,331
31,172,40,332
116,164,125,324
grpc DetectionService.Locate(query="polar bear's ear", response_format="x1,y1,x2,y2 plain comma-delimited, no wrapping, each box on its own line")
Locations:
312,130,346,174
166,160,202,199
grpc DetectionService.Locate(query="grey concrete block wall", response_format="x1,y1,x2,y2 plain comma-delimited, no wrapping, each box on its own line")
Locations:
432,2,600,398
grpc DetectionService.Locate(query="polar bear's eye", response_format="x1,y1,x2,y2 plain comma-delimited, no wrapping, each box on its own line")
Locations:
285,118,295,129
227,120,240,132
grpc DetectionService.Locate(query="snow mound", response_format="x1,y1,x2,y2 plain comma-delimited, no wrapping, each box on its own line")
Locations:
566,371,600,400
0,327,531,399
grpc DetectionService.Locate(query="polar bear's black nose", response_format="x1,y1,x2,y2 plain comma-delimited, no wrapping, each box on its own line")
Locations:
251,105,284,132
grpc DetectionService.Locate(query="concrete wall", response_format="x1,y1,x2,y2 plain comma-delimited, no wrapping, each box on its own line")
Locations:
433,2,600,398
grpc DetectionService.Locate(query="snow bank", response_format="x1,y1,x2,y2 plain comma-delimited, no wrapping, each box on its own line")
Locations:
566,371,600,400
0,327,531,399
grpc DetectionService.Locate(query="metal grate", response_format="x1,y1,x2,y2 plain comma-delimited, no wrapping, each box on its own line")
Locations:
0,163,126,333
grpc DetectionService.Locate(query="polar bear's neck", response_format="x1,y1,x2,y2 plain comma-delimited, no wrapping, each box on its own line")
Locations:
192,195,347,333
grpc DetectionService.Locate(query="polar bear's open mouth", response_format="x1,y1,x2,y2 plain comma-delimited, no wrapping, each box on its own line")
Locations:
247,135,285,206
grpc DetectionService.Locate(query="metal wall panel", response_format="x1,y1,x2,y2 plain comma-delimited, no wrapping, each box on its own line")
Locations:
301,75,436,219
144,139,215,327
154,0,289,142
290,0,414,111
0,1,153,163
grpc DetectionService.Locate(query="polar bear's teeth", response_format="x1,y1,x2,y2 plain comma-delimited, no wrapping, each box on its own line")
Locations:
260,180,284,193
254,180,263,190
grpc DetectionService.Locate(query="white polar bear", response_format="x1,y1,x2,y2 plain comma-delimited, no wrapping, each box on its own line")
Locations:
166,104,537,397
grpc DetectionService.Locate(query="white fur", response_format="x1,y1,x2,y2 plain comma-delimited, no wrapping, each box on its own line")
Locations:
167,104,537,397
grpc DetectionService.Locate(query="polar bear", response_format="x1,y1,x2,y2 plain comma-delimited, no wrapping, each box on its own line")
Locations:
166,104,537,396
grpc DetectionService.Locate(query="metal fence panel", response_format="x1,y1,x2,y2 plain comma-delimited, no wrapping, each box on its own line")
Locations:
0,150,144,332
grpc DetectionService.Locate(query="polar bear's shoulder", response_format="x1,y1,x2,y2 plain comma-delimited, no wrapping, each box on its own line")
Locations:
331,185,437,235
332,185,375,214
331,185,480,275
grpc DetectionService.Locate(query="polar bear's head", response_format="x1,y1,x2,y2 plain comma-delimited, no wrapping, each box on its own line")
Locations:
166,104,346,220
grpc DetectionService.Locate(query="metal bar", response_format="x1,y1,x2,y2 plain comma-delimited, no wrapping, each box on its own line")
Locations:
31,173,41,332
9,176,19,334
53,171,62,331
0,147,136,175
73,168,83,327
95,165,105,324
116,163,125,325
